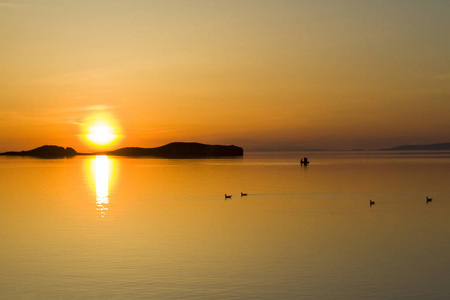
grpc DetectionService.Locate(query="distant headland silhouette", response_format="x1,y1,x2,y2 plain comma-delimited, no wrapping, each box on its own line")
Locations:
0,142,244,158
380,142,450,151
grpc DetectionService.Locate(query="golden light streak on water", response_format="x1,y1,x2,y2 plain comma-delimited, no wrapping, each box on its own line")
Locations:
94,155,110,217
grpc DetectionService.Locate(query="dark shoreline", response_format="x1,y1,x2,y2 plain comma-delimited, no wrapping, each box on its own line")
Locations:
0,142,244,159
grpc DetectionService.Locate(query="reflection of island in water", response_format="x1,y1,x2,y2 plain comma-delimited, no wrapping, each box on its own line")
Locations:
90,156,115,217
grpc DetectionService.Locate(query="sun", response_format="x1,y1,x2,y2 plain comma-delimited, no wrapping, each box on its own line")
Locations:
85,121,118,146
81,112,122,149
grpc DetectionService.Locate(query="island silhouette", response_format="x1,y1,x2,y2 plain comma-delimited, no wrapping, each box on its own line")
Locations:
380,142,450,151
0,145,77,158
0,142,244,158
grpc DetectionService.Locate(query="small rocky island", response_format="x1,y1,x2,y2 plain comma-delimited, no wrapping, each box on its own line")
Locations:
0,145,77,158
0,142,244,158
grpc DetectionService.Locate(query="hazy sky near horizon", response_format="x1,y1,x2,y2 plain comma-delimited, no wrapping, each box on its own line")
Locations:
1,0,450,152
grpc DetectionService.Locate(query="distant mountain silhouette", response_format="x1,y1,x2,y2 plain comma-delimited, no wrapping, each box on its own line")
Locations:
101,142,243,157
0,142,243,158
380,142,450,151
0,145,77,158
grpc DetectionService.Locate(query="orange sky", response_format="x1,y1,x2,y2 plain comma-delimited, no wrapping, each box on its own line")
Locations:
1,0,450,152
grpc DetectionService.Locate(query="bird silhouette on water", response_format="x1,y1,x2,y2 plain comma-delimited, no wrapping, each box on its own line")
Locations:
241,192,247,197
225,194,232,199
426,196,432,204
370,199,375,206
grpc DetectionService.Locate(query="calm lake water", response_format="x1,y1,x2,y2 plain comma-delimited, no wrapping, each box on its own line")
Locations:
1,151,450,299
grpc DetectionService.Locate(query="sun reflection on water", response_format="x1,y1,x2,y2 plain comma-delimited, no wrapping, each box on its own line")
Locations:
95,156,110,217
87,155,117,217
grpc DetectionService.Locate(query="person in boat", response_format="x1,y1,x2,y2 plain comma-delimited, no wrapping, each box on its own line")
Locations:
300,157,309,165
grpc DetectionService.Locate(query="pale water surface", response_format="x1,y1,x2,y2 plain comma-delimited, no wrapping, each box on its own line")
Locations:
1,151,449,299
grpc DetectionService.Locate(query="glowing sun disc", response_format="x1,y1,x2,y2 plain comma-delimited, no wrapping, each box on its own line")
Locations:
86,123,118,145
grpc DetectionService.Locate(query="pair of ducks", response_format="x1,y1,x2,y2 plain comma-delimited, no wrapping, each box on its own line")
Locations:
370,196,433,206
225,192,247,199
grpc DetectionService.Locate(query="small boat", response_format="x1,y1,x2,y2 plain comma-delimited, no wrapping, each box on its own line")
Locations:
300,157,309,165
225,194,232,199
